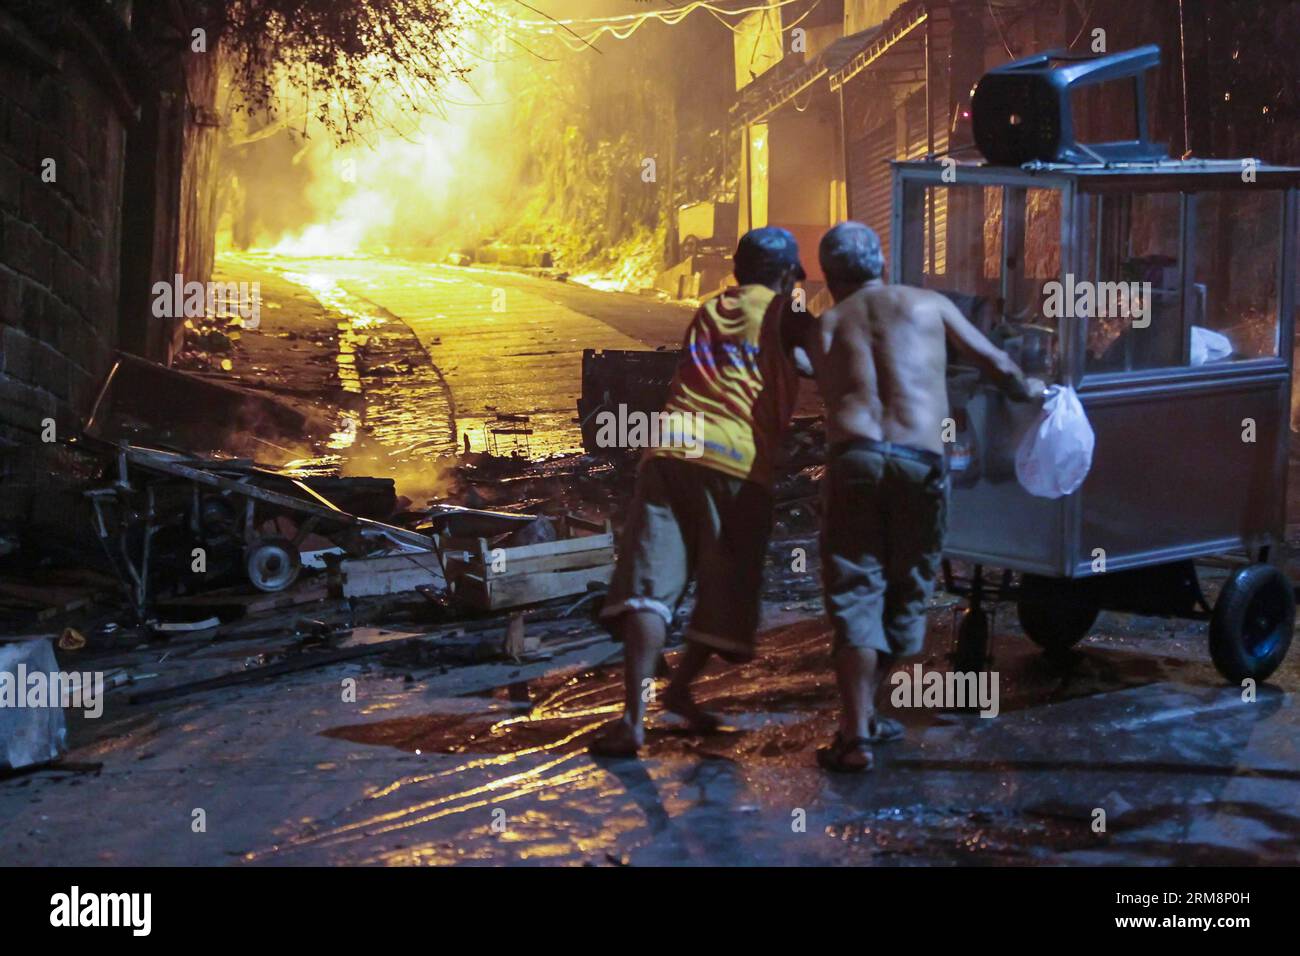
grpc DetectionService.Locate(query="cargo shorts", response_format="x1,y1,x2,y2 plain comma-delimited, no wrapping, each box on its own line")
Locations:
821,438,948,658
599,456,773,662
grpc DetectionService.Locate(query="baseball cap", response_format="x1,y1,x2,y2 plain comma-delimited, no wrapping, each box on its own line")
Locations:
734,226,807,282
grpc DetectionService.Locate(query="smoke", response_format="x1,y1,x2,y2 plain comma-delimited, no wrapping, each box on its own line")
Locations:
219,11,526,258
217,0,686,273
279,88,522,256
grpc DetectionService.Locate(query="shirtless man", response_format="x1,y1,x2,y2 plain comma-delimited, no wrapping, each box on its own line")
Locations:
792,222,1041,772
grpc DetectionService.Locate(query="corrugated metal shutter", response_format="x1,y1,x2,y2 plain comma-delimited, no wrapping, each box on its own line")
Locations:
903,88,949,277
845,87,949,274
848,120,894,263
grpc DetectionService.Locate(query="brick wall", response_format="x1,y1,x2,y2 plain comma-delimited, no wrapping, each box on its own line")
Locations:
0,2,140,532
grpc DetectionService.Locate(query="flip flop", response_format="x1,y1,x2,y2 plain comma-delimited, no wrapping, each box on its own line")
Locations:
866,714,905,743
588,721,642,758
662,688,723,733
816,732,874,773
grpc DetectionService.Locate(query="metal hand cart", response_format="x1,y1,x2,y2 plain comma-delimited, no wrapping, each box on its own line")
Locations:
891,156,1299,682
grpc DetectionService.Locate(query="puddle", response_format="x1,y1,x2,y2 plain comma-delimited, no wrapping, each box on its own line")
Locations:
318,606,1210,769
321,620,841,761
256,255,619,460
256,259,461,499
825,804,1102,863
234,613,1300,865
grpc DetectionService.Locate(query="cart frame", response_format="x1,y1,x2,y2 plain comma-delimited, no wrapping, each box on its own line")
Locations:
889,158,1300,681
892,158,1300,578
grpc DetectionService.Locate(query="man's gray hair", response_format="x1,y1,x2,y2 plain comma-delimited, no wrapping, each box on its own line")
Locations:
819,221,885,284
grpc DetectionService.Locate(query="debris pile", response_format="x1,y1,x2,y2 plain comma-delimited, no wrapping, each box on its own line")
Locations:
1,351,833,772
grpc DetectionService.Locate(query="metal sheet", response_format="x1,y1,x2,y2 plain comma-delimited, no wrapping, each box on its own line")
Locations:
1074,377,1288,573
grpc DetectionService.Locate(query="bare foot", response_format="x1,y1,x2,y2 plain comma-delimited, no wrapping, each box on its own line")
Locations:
662,685,722,733
588,717,644,757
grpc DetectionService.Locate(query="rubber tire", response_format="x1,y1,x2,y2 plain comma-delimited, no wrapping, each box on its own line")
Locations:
953,607,990,671
1209,563,1295,683
245,537,301,593
1017,574,1100,654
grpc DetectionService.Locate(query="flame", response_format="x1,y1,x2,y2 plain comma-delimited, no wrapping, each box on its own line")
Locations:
218,2,683,291
219,1,527,261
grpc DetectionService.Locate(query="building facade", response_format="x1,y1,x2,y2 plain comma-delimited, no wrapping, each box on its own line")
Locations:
0,0,220,536
727,0,1214,300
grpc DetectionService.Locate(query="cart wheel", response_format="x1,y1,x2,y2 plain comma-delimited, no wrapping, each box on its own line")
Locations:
1209,564,1295,683
245,537,301,593
953,607,990,671
1017,574,1099,655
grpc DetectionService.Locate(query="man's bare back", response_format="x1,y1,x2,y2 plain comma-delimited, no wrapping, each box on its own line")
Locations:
800,221,1040,773
800,281,1034,453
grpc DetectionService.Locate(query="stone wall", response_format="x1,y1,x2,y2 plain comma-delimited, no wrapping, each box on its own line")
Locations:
0,1,141,532
0,0,222,542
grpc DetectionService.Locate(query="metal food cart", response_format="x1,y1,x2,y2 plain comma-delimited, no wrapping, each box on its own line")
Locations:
891,156,1300,682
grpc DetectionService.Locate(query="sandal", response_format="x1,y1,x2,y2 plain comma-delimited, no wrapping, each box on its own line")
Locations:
588,720,642,758
866,714,904,743
816,732,874,773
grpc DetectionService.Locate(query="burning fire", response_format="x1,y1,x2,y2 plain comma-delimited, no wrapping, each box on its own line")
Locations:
218,1,671,292
219,2,526,261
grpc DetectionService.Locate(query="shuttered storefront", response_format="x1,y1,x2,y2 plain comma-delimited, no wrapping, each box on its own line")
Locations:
903,88,948,276
848,119,896,263
846,86,948,277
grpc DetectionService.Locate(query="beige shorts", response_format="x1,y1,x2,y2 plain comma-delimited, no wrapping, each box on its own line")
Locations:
599,456,773,662
821,438,948,658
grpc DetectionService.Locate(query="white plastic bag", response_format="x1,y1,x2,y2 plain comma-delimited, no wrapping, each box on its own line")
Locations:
0,639,67,770
1190,325,1233,366
1014,385,1094,499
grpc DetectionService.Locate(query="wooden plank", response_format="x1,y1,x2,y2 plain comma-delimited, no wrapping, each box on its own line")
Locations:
466,532,615,578
485,531,614,565
157,582,329,614
129,640,411,705
458,563,614,610
341,552,446,598
488,547,615,579
565,513,611,534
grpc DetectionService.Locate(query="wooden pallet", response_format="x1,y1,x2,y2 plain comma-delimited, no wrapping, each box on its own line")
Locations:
340,552,447,599
453,519,614,611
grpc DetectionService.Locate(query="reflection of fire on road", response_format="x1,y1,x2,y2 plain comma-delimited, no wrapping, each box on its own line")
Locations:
280,269,377,398
229,248,676,485
254,258,461,502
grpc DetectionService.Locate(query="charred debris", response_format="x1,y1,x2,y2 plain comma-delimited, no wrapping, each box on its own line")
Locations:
0,348,825,747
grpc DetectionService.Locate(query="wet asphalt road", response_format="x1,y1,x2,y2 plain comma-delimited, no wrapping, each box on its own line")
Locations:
226,253,694,462
2,585,1296,866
